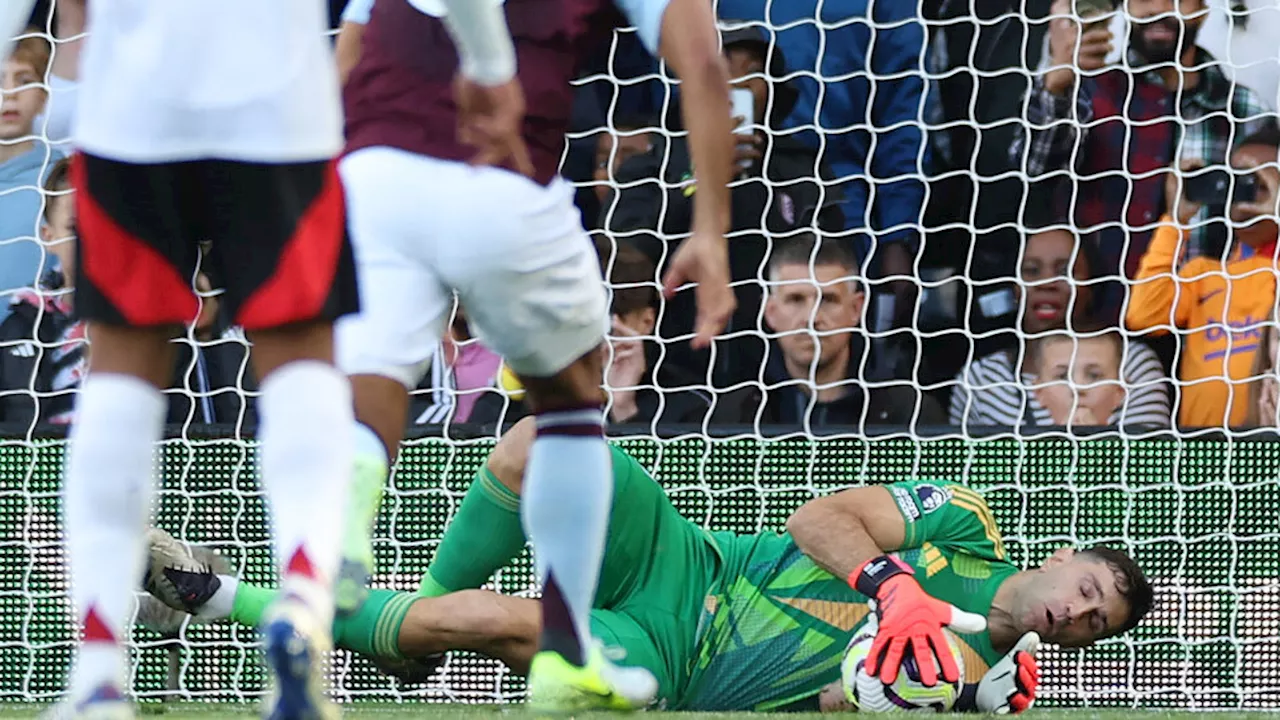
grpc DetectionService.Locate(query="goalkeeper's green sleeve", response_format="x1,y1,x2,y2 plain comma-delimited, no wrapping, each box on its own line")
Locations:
418,466,526,597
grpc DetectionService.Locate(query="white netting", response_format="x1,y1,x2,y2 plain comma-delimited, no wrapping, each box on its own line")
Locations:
2,0,1280,711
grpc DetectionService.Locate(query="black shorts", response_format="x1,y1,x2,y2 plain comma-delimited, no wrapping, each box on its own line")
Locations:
71,153,359,330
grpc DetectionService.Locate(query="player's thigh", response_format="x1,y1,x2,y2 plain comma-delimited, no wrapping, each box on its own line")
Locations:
597,448,720,617
589,609,676,708
434,165,608,378
335,148,453,388
71,154,200,327
199,159,359,333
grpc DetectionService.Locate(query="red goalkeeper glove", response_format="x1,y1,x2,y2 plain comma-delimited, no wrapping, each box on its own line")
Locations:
976,631,1040,713
850,555,987,686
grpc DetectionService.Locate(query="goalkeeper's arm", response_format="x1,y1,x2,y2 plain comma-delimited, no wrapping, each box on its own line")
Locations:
787,486,908,580
787,488,985,687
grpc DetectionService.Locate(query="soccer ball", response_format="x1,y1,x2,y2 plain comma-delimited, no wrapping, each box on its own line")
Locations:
840,619,966,713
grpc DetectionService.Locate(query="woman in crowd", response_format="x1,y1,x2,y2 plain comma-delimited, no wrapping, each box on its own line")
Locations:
949,227,1171,428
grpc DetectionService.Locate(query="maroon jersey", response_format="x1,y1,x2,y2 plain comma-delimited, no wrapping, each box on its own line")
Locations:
345,0,625,186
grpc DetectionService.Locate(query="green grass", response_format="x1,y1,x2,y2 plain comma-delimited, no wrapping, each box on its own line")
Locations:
1,706,1278,720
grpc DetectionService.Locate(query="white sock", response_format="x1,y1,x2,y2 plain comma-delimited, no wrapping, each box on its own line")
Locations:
258,361,353,624
201,576,239,621
521,407,612,662
63,374,165,698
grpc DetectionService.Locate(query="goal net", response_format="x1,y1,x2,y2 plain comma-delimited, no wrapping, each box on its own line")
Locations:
3,0,1280,712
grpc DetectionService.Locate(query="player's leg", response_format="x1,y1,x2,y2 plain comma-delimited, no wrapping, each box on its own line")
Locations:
420,418,681,611
333,146,455,610
143,527,665,697
441,164,650,708
144,528,419,670
204,158,358,719
59,154,198,715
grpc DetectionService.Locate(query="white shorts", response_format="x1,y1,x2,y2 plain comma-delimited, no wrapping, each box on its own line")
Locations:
335,147,608,388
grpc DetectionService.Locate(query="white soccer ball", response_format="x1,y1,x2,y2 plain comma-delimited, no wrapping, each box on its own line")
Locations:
840,618,966,713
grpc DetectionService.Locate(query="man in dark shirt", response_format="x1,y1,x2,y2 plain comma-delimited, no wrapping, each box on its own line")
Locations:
606,22,844,388
739,233,944,429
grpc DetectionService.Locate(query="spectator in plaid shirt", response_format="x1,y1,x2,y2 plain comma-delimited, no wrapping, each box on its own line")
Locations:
1010,0,1272,322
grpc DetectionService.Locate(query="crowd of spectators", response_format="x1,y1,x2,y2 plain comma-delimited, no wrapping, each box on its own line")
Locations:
4,0,1280,433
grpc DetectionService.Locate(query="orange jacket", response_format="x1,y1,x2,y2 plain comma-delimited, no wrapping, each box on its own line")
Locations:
1126,218,1277,428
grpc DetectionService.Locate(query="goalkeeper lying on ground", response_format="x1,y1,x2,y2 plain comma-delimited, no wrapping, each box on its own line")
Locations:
143,418,1153,713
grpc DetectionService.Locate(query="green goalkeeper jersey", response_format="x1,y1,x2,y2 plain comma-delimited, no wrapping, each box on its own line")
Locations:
678,481,1018,711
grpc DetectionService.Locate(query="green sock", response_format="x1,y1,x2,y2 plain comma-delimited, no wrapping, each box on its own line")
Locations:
417,467,526,597
229,581,278,628
228,581,413,660
333,588,416,659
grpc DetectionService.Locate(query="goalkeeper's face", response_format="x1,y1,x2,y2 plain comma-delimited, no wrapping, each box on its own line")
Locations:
1014,548,1133,647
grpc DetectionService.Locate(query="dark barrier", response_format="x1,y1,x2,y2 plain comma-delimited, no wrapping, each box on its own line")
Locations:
2,428,1278,708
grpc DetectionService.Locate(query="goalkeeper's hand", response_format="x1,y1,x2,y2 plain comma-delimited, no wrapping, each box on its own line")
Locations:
975,631,1040,714
851,555,987,686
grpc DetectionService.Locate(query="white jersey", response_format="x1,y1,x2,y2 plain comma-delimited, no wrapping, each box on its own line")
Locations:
74,0,342,163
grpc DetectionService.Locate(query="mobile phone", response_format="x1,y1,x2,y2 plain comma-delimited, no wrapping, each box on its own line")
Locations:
1183,169,1232,206
730,88,754,134
1233,173,1259,204
1184,169,1261,206
730,88,755,173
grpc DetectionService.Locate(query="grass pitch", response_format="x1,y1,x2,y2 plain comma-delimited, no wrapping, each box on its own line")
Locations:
1,706,1278,720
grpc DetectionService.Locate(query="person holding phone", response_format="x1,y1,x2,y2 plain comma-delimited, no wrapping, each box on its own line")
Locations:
1125,125,1280,428
1012,0,1272,325
604,21,847,389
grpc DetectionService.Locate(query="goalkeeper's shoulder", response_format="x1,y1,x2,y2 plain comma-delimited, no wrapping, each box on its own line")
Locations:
871,479,1007,561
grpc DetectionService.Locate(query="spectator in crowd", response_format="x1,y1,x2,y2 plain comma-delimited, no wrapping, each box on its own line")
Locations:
409,302,504,426
715,0,927,320
0,159,253,427
1012,0,1273,321
1126,127,1280,428
723,233,944,428
473,236,720,427
608,21,843,386
0,31,55,324
1027,326,1128,427
593,235,718,426
0,153,78,425
950,226,1171,428
591,115,655,221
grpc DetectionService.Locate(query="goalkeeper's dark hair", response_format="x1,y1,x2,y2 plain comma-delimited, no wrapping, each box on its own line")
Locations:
1080,544,1154,637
